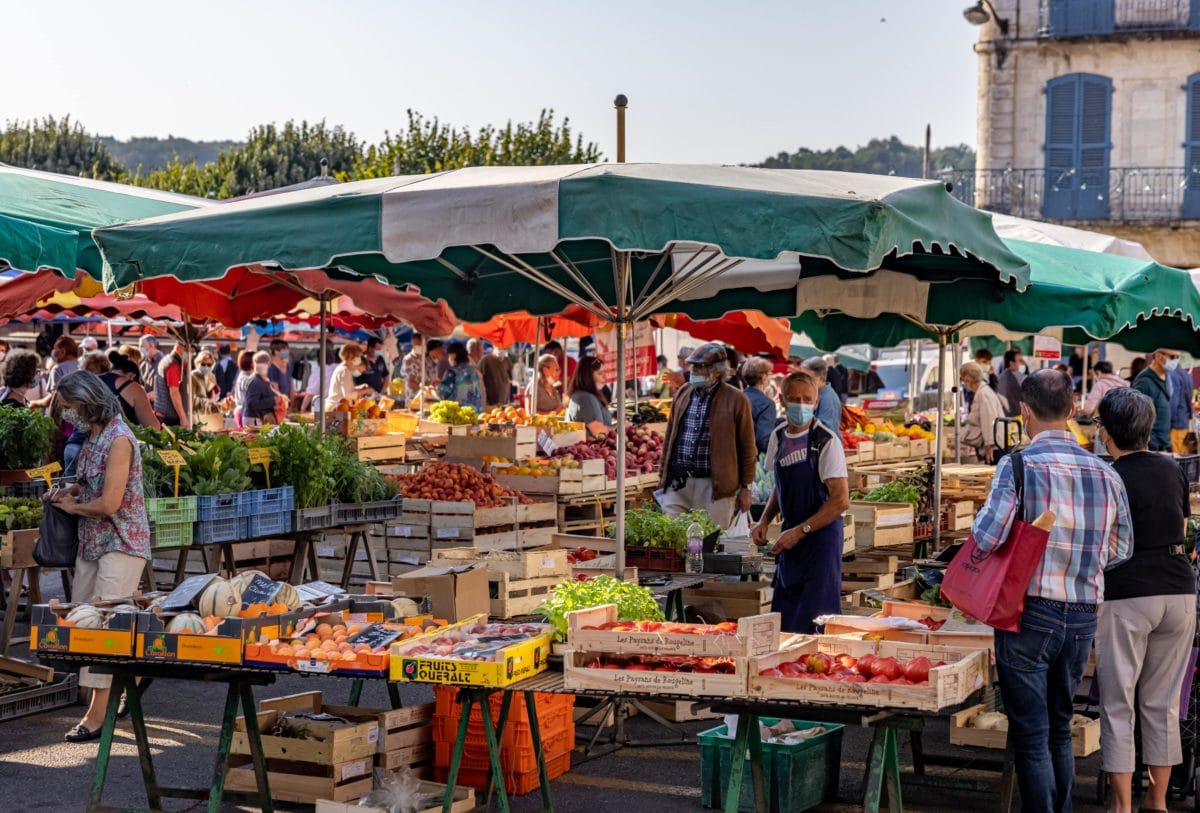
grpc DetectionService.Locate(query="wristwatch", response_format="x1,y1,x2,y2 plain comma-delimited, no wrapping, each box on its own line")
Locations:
800,523,813,535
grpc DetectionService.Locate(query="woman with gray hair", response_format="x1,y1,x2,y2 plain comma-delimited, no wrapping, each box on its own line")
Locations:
1095,386,1196,813
50,371,150,743
242,350,280,426
959,361,1007,463
741,357,780,454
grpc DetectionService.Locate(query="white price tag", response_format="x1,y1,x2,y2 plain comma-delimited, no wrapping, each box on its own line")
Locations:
396,526,413,537
367,727,379,744
317,545,336,557
537,430,556,456
342,759,369,781
436,527,460,539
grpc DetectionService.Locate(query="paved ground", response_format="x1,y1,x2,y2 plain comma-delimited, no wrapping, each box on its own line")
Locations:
1,575,1189,812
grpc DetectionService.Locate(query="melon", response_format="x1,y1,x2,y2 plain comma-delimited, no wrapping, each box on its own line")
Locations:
198,579,242,618
66,604,104,629
273,582,302,611
229,570,269,595
391,597,420,619
166,613,208,634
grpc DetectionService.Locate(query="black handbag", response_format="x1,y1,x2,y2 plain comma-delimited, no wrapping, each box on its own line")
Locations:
34,498,80,568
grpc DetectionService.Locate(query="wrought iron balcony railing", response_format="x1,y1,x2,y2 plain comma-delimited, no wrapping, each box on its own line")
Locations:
1038,0,1200,38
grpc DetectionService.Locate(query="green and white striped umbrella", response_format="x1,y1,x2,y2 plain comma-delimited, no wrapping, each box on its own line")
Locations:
94,164,1029,320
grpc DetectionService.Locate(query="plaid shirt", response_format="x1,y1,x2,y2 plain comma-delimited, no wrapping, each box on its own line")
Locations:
672,384,715,475
972,430,1132,605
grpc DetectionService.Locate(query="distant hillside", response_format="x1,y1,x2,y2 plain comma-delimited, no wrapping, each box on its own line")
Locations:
756,136,975,178
99,135,239,172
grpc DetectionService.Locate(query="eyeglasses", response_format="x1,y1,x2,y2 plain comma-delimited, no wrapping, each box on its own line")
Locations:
691,363,713,372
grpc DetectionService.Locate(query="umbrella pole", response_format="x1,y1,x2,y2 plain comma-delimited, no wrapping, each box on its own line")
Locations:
318,296,328,435
933,335,946,551
953,340,962,464
531,319,542,414
1081,342,1090,411
614,256,630,582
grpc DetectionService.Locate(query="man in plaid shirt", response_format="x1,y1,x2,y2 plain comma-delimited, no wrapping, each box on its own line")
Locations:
972,369,1132,812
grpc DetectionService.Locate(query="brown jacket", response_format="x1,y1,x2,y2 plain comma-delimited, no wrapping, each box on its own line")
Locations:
659,382,757,501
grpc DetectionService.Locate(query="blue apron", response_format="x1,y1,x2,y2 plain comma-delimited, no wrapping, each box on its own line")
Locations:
771,425,843,634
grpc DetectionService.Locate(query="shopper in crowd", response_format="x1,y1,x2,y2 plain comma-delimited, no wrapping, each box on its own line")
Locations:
971,369,1132,812
102,351,159,429
1127,356,1147,384
1094,387,1196,813
52,371,150,743
479,344,513,409
214,343,238,398
659,342,756,528
752,370,850,633
534,353,562,414
1132,348,1179,452
355,337,389,394
138,336,162,394
303,344,340,413
328,343,370,408
861,362,885,395
232,350,255,425
151,339,192,429
0,338,8,363
741,357,780,455
824,354,848,403
1080,360,1129,417
975,348,1000,389
996,349,1025,418
267,339,293,405
466,338,484,366
399,335,442,401
652,354,678,398
65,352,114,474
80,350,110,375
800,357,842,431
191,350,221,417
242,351,280,426
1169,355,1193,453
675,346,694,377
542,340,575,383
438,342,483,410
0,349,41,407
29,336,80,412
959,362,1007,463
565,356,612,430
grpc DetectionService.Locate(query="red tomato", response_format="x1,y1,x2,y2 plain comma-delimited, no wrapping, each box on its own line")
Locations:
873,657,901,681
855,654,876,678
903,656,932,683
868,674,892,684
759,667,784,677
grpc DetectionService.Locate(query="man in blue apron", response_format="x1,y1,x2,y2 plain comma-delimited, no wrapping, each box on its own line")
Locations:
752,371,851,633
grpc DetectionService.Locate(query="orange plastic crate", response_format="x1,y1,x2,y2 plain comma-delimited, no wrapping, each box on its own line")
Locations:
434,723,573,775
433,704,573,750
435,750,572,795
434,686,573,722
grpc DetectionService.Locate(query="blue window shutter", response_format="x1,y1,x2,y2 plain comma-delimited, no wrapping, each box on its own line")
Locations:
1049,0,1069,34
1056,0,1114,36
1044,76,1080,218
1184,73,1200,218
1075,74,1112,218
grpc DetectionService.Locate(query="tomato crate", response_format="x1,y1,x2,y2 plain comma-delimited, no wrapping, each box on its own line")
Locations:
193,516,249,545
242,486,294,517
563,650,750,698
145,496,198,526
151,521,193,549
624,546,685,572
567,605,782,658
196,492,244,522
246,511,292,538
699,718,843,813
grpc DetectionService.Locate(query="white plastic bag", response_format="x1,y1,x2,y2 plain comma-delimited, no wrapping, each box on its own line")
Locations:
725,511,752,540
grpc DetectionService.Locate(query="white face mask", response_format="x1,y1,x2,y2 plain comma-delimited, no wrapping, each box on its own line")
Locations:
255,363,269,376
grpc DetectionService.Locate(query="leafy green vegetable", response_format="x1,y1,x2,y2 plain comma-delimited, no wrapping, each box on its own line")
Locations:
0,405,55,470
181,435,253,495
251,424,336,509
854,474,926,511
325,435,398,503
605,506,719,552
0,497,42,530
536,575,663,642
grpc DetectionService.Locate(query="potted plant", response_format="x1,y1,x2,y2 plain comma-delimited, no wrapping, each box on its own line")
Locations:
0,405,55,483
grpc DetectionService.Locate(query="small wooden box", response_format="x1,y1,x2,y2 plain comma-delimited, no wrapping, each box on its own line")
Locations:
567,604,781,658
849,501,915,549
316,781,475,813
949,704,1099,756
563,650,749,698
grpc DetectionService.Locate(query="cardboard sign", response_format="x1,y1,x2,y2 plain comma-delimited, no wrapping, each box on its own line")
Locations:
249,447,274,488
1033,335,1062,361
25,461,62,487
239,574,281,607
348,623,405,651
595,322,656,383
156,450,186,496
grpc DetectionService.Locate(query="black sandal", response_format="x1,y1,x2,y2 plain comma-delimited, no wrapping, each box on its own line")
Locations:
64,724,102,743
117,691,129,719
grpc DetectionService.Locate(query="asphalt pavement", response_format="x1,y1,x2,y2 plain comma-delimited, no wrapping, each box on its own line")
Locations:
0,574,1171,812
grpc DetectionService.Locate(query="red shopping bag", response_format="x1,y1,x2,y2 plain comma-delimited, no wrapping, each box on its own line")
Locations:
941,452,1054,632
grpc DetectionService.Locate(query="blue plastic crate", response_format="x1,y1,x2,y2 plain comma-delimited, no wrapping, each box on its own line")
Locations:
193,515,248,545
241,486,295,517
246,511,292,538
196,493,243,522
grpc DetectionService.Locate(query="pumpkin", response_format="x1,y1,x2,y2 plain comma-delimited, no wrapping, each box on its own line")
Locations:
198,579,242,618
229,570,269,595
166,613,208,634
273,582,302,611
66,604,104,629
391,597,420,619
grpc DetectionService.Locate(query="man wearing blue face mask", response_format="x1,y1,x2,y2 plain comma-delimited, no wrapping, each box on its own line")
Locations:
751,370,851,633
267,339,294,406
658,343,757,529
1132,349,1179,452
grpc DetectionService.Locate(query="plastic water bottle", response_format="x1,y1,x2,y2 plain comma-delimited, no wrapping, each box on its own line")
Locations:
686,520,704,574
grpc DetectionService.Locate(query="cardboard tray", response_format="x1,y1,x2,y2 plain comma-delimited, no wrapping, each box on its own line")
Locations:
389,614,553,687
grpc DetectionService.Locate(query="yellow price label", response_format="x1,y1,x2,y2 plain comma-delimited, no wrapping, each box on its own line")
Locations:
249,447,274,488
25,461,62,487
156,450,186,497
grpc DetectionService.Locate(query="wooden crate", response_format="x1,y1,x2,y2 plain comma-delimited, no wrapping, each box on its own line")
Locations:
350,434,407,462
445,426,537,460
640,699,721,722
489,572,564,617
908,438,932,458
431,546,570,580
563,649,749,697
1,528,38,569
494,468,583,495
880,600,994,651
842,513,856,556
226,759,372,805
748,637,989,712
949,704,1099,756
845,578,921,609
682,580,773,622
844,440,875,465
316,782,475,813
567,604,780,658
942,500,976,531
841,556,899,592
849,501,915,549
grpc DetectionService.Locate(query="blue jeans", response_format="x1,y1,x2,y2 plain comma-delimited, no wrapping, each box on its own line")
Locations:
995,598,1097,813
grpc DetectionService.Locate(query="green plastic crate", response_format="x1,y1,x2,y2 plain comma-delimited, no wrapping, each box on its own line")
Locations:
151,521,193,549
145,496,198,526
699,718,842,813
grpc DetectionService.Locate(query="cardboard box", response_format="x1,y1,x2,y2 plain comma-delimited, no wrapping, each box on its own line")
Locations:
682,580,773,621
392,565,489,623
31,605,136,658
316,781,475,813
390,614,553,687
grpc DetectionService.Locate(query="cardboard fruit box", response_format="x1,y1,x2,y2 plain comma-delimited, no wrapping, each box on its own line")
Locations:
134,613,245,665
31,604,136,658
748,636,989,712
562,649,749,698
567,604,781,658
389,614,553,688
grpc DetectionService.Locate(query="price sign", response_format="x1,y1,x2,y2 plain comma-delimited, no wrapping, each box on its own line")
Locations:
161,574,219,612
248,447,275,488
25,461,62,487
537,430,556,456
156,450,187,497
1033,335,1063,361
348,622,404,651
239,574,281,607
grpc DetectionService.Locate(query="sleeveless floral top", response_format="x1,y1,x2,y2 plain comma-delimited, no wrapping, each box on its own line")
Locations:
76,417,151,561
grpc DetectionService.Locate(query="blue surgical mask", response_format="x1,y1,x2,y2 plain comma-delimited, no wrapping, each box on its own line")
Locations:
279,350,290,361
1166,358,1180,371
197,365,214,376
689,372,710,388
786,403,815,426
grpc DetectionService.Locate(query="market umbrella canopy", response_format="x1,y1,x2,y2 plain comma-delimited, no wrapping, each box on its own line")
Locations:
657,311,793,358
464,305,602,346
0,163,210,278
94,164,1030,322
791,239,1200,354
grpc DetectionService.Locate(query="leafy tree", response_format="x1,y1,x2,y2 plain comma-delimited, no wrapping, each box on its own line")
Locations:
757,136,974,178
101,136,236,173
356,109,601,177
0,115,126,180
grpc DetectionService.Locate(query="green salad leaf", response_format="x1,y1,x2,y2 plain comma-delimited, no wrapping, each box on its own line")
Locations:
536,575,663,642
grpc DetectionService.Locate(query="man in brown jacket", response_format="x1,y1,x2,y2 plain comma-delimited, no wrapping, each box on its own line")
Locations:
658,343,757,528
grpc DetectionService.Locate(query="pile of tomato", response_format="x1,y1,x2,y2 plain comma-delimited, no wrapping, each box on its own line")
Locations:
758,652,942,685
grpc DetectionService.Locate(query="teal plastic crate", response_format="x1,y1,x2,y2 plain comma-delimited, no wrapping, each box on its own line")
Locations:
151,521,194,549
699,718,842,813
145,496,198,526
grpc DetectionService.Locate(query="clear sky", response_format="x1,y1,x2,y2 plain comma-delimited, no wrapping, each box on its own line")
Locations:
7,0,982,164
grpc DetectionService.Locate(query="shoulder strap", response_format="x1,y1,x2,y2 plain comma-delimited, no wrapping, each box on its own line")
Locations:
1010,451,1026,523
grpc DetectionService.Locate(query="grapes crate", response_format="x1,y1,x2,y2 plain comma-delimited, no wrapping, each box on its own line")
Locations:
145,496,198,526
194,516,249,545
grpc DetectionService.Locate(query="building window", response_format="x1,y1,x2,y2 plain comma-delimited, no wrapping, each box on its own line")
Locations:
1185,73,1200,218
1043,73,1113,219
1047,0,1115,36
